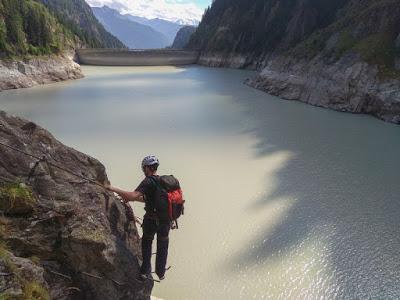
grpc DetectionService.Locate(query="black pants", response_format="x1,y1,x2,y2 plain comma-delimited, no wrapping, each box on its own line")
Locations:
140,215,170,278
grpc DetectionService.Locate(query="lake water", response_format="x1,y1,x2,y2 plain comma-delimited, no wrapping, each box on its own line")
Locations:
1,66,400,300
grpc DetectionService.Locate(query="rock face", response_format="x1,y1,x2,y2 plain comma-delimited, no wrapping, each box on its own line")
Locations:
246,54,400,124
0,111,152,299
0,53,83,92
189,0,400,124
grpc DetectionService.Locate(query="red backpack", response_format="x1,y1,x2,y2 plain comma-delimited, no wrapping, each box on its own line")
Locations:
150,175,185,229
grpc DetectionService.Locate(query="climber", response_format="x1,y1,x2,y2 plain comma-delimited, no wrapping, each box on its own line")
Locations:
105,155,170,281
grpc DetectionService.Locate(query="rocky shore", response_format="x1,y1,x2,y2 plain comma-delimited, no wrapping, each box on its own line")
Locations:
197,53,258,69
0,111,151,299
0,52,83,92
247,54,400,124
198,52,400,124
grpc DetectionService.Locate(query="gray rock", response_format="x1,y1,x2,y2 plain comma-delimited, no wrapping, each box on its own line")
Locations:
244,54,400,124
0,111,151,299
0,250,48,299
0,52,83,92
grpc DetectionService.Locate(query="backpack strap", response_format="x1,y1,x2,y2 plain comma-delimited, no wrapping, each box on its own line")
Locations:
148,175,161,189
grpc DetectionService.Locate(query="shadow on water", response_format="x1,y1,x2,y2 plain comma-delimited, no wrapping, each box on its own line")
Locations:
182,67,400,298
243,97,400,296
2,65,400,298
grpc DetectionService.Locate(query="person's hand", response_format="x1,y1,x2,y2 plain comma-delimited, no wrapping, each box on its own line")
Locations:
104,183,113,192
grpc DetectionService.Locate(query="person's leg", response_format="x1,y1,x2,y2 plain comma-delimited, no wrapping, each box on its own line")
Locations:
155,222,171,279
140,217,157,275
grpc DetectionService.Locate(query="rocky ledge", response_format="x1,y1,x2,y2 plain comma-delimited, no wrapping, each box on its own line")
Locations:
198,52,400,124
246,54,400,124
0,111,151,299
197,52,259,69
0,52,83,92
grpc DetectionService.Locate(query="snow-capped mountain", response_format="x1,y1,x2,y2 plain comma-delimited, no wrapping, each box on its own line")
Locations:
85,0,203,25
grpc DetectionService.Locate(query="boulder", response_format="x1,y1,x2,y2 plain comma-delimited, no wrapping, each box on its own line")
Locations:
0,111,152,299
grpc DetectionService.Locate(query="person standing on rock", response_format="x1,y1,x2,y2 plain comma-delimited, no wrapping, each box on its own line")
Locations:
105,155,171,281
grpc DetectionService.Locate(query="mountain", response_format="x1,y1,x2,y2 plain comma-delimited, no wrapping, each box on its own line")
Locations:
123,15,183,45
0,0,126,91
171,26,197,49
85,0,202,26
189,0,351,54
92,6,169,49
188,0,400,124
0,0,77,57
37,0,125,49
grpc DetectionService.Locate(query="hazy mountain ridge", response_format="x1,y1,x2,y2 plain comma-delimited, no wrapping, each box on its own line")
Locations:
85,0,202,26
92,6,169,49
188,0,400,124
171,26,196,49
123,14,183,45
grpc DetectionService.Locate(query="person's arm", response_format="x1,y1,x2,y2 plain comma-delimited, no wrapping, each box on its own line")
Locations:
106,185,145,203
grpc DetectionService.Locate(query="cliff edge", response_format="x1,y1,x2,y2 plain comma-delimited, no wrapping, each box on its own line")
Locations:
0,111,152,299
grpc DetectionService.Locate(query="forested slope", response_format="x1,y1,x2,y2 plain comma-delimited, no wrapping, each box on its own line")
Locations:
189,0,400,76
188,0,400,124
0,0,126,90
92,6,169,49
171,26,196,49
0,0,76,57
37,0,125,49
0,0,124,58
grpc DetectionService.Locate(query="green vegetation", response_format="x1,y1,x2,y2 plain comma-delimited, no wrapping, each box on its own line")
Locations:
0,182,37,214
0,0,125,58
0,216,10,237
28,256,40,265
189,0,400,78
0,0,75,57
37,0,125,49
0,242,49,300
189,0,348,54
0,241,16,274
21,281,50,300
354,34,396,67
72,225,106,244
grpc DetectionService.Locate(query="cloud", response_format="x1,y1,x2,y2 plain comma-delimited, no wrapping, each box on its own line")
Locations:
85,0,204,24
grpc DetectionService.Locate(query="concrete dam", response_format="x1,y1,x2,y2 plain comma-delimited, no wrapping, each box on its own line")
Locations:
76,49,200,66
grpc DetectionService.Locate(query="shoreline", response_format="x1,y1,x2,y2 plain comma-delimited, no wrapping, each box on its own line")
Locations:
0,51,83,92
196,52,400,125
1,50,399,125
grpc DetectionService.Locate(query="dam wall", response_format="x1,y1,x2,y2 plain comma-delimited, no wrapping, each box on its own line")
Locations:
76,49,200,66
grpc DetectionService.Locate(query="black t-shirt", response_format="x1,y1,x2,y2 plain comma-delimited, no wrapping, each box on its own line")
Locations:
135,176,158,213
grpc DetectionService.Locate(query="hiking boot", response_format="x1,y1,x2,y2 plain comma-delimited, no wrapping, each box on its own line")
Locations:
158,275,165,281
137,272,152,282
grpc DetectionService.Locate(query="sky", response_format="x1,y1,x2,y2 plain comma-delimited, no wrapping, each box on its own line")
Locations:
85,0,213,25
